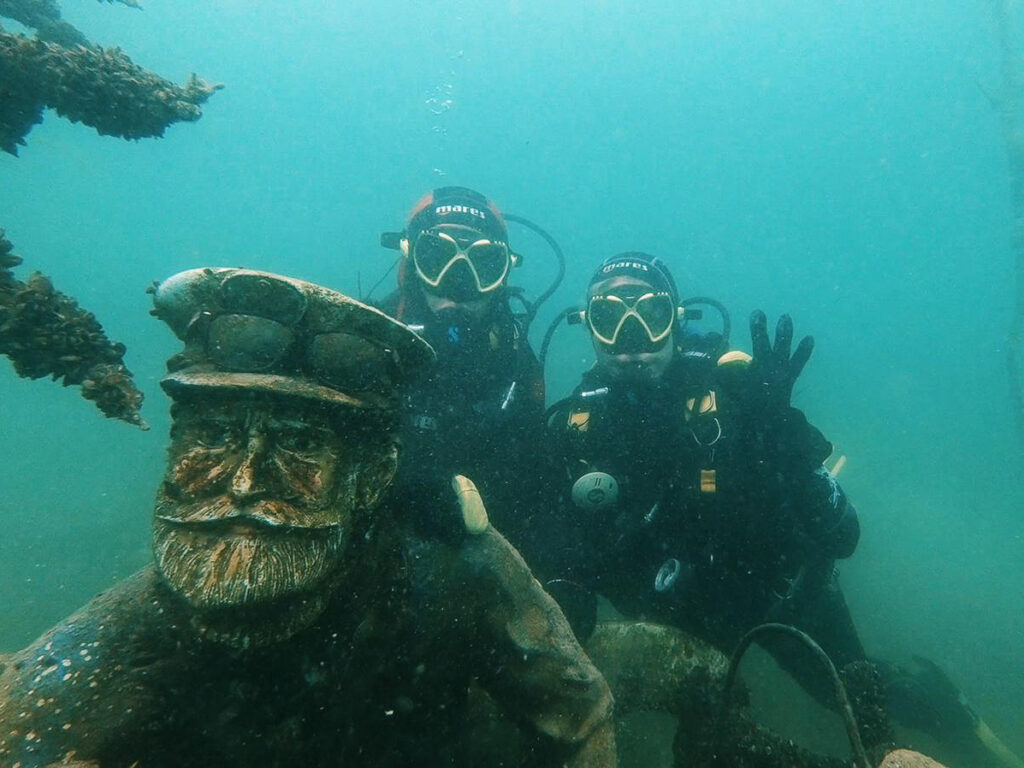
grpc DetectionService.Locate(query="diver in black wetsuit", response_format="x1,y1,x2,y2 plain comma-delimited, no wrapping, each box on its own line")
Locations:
538,252,1022,768
376,186,547,543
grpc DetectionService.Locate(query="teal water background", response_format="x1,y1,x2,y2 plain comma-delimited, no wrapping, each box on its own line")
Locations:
2,0,1022,757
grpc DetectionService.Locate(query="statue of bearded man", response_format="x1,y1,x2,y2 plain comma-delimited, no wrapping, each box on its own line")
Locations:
0,268,615,768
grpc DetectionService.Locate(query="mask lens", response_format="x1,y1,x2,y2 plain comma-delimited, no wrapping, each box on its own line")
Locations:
413,232,458,285
635,293,676,340
587,297,629,344
207,314,294,371
307,332,395,394
467,242,510,291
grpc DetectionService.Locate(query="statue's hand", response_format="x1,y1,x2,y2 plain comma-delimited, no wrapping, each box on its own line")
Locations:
747,310,814,412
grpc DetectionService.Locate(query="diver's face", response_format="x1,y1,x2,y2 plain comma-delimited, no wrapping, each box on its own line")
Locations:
153,395,397,612
417,223,503,321
589,275,676,383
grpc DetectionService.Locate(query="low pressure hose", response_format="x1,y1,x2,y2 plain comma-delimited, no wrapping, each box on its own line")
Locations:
504,213,566,324
539,305,578,369
717,623,873,768
681,295,732,346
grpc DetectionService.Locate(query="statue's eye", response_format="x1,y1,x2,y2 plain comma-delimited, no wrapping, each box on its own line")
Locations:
277,429,321,454
195,421,233,447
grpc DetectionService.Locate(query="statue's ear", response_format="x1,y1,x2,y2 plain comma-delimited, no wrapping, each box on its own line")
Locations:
357,442,399,510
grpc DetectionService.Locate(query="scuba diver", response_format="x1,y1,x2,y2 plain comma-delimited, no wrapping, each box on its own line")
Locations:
535,252,1022,768
375,186,552,543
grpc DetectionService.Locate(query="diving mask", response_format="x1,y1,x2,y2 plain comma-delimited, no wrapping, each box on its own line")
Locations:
587,291,679,349
413,229,512,295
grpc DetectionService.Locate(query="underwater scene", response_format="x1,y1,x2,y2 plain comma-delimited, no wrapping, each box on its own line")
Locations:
2,1,1024,766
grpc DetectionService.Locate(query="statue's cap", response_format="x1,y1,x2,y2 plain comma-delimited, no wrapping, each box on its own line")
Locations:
150,268,434,411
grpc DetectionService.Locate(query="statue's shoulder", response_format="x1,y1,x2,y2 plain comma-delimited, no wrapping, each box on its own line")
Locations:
3,568,184,685
0,568,189,766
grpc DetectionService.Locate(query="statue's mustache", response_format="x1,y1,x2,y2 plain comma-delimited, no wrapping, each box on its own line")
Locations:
155,495,338,531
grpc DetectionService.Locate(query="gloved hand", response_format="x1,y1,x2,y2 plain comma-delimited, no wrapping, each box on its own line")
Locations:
748,310,815,413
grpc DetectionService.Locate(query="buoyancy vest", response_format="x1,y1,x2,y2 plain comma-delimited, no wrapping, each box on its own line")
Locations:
546,349,852,632
378,288,546,541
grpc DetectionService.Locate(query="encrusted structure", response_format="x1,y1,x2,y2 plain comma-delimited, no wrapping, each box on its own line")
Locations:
0,0,219,155
0,229,145,426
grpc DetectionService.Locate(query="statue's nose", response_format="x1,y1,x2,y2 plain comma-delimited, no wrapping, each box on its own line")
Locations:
230,431,269,500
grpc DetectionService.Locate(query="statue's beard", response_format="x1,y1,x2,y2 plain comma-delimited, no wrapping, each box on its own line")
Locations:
153,495,349,612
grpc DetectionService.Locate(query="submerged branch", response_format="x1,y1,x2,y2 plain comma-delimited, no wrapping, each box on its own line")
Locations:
0,27,221,155
0,229,146,428
0,0,221,156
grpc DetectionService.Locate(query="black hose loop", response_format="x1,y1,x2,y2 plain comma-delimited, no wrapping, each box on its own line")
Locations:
504,213,566,324
717,622,873,768
539,305,579,369
681,295,732,345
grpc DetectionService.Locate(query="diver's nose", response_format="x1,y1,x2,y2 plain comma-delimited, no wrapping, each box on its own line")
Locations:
230,431,269,500
438,259,478,300
614,314,652,352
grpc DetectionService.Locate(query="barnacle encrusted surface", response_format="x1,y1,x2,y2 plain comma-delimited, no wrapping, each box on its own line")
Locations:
0,0,88,47
0,22,220,155
0,229,146,427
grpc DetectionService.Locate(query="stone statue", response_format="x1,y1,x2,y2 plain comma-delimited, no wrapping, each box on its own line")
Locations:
0,268,615,768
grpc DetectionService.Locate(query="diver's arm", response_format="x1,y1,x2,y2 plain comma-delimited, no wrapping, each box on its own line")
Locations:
736,310,859,554
798,466,860,560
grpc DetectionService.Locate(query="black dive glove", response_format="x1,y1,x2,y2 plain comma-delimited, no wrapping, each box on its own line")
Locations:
736,312,831,479
748,310,815,413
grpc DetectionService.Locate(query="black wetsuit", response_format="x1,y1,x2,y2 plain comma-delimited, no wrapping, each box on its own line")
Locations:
537,351,865,705
378,288,546,545
536,347,1009,766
